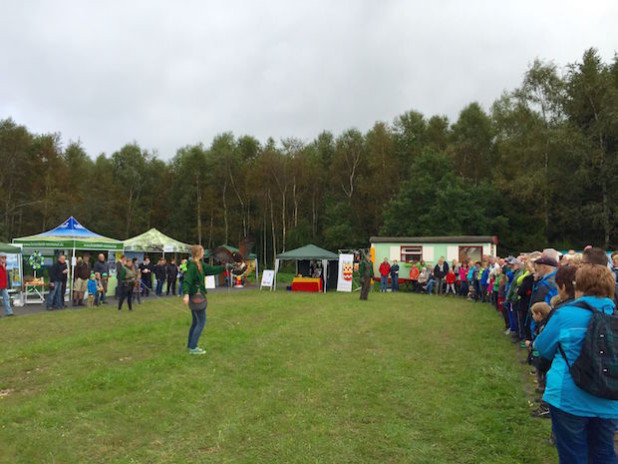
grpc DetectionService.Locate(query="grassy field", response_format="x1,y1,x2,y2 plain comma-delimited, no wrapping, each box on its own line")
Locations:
0,291,555,463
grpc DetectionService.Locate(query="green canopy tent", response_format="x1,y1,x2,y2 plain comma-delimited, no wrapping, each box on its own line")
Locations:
123,228,191,254
275,244,339,293
13,217,124,300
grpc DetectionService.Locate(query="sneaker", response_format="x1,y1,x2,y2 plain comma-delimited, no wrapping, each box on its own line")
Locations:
188,347,206,355
531,406,550,419
504,329,511,335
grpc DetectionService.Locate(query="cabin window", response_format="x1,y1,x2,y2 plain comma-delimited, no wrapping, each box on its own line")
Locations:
401,246,423,263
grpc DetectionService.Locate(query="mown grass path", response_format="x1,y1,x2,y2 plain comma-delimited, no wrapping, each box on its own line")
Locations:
0,292,554,463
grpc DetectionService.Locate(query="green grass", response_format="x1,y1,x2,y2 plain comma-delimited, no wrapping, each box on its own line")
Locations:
0,292,555,463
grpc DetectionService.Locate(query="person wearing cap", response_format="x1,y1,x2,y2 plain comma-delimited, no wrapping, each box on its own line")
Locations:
526,253,558,345
0,254,14,317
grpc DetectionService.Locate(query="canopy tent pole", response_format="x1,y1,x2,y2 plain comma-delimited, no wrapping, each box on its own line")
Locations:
274,258,280,291
322,259,328,293
255,258,259,284
70,243,76,304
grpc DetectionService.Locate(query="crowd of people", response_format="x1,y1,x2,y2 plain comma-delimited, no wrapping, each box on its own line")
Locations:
377,247,618,463
40,252,190,312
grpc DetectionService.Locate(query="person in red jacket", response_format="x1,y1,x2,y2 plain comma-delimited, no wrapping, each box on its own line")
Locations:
445,269,457,296
379,258,390,293
0,254,14,316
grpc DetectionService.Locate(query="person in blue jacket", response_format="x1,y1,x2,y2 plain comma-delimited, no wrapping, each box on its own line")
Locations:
534,263,618,464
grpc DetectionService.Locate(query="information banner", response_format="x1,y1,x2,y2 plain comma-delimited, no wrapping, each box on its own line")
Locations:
336,254,354,292
5,253,22,289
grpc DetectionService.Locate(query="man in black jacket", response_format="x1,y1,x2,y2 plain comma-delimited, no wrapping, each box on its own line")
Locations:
166,258,179,296
154,258,167,296
139,256,153,297
433,257,449,296
47,255,68,310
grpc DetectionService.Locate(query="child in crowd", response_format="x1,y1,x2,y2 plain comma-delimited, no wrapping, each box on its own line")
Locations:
445,268,456,295
409,264,420,293
87,273,97,308
418,267,428,293
458,262,469,297
528,301,552,417
94,272,104,306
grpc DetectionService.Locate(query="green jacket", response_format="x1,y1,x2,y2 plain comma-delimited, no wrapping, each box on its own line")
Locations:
181,260,225,296
117,264,136,285
506,269,523,302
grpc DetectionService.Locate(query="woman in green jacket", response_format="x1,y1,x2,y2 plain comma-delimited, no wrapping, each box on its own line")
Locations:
182,245,225,355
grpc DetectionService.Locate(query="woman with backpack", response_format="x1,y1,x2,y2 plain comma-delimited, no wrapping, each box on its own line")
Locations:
534,263,618,464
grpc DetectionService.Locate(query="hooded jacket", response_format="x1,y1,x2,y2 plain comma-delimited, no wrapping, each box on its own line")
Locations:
535,296,618,418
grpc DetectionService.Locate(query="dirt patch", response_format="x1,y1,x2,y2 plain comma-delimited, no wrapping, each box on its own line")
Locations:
0,388,14,398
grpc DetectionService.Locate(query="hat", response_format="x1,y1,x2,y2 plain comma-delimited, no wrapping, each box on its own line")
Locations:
508,258,522,266
534,255,558,267
90,273,95,278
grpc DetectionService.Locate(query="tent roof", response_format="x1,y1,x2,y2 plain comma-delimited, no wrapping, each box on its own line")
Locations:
124,228,191,253
276,244,338,260
219,244,257,260
0,243,22,254
13,216,123,250
370,235,498,244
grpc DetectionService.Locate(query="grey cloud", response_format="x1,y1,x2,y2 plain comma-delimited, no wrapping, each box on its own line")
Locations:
1,0,616,158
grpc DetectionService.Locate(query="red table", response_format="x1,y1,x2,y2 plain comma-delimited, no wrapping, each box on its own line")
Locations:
291,277,323,292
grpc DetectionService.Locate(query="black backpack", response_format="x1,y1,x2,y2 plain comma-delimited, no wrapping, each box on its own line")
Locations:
558,301,618,400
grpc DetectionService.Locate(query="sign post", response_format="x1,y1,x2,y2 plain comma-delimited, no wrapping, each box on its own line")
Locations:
260,270,275,291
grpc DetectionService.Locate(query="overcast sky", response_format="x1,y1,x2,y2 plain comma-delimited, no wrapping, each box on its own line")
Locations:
1,0,617,159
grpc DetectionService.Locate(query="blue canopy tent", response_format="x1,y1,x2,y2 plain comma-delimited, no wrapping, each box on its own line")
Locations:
13,217,123,299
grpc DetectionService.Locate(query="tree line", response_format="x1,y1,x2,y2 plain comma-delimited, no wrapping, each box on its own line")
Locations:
1,48,617,265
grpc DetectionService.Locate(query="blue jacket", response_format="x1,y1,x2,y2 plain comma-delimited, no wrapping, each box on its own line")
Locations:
87,279,98,295
534,296,618,418
480,269,489,286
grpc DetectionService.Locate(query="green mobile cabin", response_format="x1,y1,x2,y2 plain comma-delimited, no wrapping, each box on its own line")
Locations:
370,236,498,276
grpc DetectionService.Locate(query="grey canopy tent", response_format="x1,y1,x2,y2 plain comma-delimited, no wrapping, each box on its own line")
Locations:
275,244,338,293
123,228,191,254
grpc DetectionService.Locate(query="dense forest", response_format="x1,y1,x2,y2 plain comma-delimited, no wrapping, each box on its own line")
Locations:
1,48,617,265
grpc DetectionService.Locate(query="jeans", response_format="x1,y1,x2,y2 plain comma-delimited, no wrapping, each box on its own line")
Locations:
188,305,207,349
132,283,141,304
427,279,435,294
390,275,399,292
178,277,184,295
435,277,444,295
1,289,13,315
142,277,151,296
459,281,469,297
47,281,64,309
380,276,388,292
156,279,164,296
549,405,618,464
